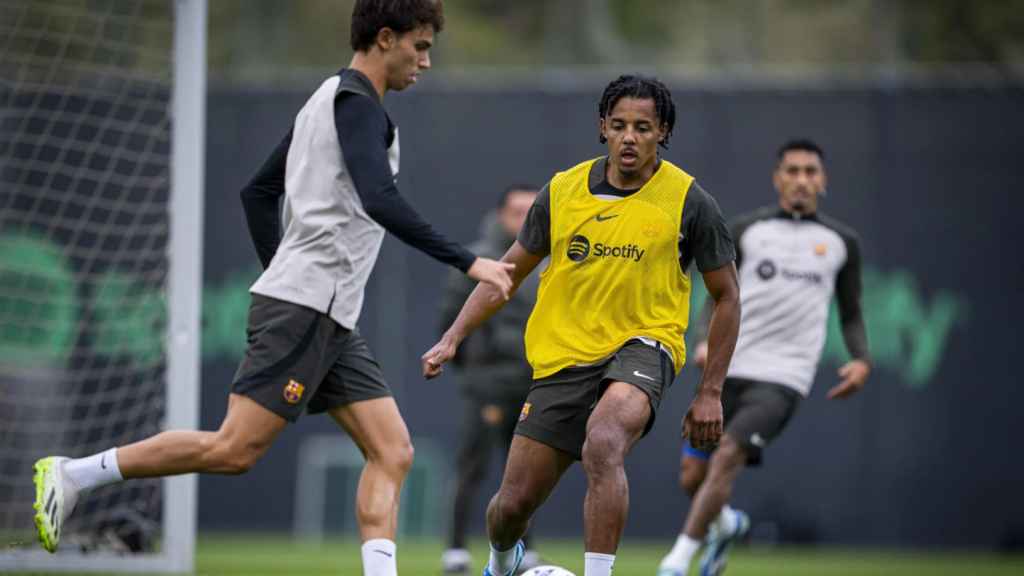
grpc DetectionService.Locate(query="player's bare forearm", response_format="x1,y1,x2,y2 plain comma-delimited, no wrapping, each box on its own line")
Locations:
445,242,541,343
697,263,740,397
424,243,541,379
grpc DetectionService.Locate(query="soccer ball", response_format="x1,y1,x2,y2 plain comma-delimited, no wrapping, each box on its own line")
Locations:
520,567,576,576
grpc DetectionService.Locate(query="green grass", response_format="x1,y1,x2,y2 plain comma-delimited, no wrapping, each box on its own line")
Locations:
194,535,1024,576
10,534,1024,575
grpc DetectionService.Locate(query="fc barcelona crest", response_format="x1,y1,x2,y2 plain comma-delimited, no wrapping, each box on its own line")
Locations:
283,379,305,404
519,402,532,422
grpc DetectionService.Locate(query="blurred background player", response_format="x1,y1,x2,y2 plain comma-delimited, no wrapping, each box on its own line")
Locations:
657,139,871,576
439,184,543,575
422,75,740,576
31,2,516,575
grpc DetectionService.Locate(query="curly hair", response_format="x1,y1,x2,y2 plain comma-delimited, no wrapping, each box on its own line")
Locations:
597,74,676,149
350,0,444,52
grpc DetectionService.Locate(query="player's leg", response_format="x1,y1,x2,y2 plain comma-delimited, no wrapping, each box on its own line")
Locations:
328,397,412,576
315,328,411,576
681,446,711,497
328,397,413,540
656,448,711,575
684,433,747,539
484,434,574,576
693,380,799,576
118,393,287,477
658,376,746,575
442,399,491,574
579,381,650,576
33,394,288,553
33,294,329,553
496,398,542,570
568,340,671,576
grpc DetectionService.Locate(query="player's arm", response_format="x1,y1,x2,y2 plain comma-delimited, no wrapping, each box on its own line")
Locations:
678,183,740,448
684,263,740,447
422,241,543,379
239,128,291,269
423,185,551,378
828,233,871,400
691,211,755,367
335,92,514,298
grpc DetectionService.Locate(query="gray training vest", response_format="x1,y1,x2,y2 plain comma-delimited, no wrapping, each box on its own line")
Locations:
250,73,400,329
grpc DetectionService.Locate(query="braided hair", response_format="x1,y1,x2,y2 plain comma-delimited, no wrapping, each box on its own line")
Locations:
597,74,676,149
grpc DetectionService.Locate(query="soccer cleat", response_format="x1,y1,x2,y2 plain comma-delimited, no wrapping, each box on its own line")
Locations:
32,457,78,553
698,508,750,576
482,540,525,576
442,548,472,575
655,569,685,576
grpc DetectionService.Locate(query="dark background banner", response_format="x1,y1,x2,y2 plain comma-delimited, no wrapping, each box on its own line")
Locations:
197,83,1022,547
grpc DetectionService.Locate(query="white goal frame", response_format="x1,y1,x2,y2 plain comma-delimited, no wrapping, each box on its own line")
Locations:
0,0,205,572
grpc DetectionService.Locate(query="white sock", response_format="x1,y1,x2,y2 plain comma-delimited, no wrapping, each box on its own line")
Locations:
361,538,396,576
584,552,615,576
659,534,700,570
64,448,123,491
488,541,519,575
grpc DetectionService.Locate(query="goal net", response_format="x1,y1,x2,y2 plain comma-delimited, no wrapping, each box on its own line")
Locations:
0,0,202,572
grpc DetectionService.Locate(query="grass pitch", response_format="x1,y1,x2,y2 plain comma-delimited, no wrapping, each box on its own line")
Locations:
7,534,1022,575
194,534,1024,576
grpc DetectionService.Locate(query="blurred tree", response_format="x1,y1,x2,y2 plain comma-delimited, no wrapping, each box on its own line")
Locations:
901,0,1024,68
6,0,1021,83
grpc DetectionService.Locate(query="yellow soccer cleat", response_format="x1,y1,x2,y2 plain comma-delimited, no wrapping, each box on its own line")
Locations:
33,457,77,553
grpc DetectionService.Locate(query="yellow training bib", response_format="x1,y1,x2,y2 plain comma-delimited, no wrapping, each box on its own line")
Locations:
524,157,694,379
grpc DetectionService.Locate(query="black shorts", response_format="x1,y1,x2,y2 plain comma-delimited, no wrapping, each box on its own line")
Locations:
514,340,675,460
231,294,391,422
684,377,801,466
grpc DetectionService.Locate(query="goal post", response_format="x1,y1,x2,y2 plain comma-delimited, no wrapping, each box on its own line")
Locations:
164,0,204,571
0,0,204,572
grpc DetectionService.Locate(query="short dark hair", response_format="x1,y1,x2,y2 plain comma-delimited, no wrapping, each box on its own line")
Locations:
777,139,825,162
350,0,445,52
597,75,676,149
498,183,537,207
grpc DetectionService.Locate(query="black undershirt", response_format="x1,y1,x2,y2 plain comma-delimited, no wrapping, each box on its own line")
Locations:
240,68,475,272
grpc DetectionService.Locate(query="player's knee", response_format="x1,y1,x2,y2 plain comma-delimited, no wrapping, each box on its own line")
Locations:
381,438,415,477
224,451,259,475
581,426,626,475
492,488,534,524
710,436,745,475
203,432,268,475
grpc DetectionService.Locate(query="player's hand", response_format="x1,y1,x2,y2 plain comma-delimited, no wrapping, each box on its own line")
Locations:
682,392,723,450
467,257,516,301
692,341,709,369
421,335,458,379
826,359,870,400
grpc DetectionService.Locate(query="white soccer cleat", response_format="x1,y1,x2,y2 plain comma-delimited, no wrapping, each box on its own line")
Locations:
32,457,79,553
482,540,525,576
698,508,750,576
442,548,472,575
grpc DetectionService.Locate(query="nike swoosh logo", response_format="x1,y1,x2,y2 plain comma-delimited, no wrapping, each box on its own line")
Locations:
595,214,619,222
633,370,656,382
101,454,107,469
373,550,393,557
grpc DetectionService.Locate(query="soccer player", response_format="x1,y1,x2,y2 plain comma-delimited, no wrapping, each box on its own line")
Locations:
32,2,515,575
439,184,543,575
421,75,741,576
656,139,871,576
